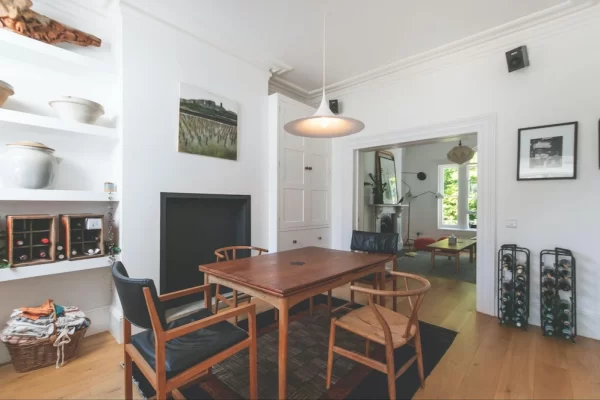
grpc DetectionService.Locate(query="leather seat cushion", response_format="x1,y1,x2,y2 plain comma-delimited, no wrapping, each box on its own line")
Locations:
131,308,248,378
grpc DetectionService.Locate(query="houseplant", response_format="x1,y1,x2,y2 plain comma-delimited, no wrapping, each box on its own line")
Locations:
365,173,387,204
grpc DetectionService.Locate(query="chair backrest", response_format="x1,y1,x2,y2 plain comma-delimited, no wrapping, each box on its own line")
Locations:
215,246,268,262
111,261,166,330
350,231,399,255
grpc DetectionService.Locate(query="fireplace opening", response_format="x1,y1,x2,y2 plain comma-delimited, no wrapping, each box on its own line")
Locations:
160,193,251,308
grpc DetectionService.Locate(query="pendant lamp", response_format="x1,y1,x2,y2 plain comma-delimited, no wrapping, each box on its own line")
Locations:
447,140,475,164
284,12,364,138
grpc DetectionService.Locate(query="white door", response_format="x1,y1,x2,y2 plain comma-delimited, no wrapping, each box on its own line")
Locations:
279,103,310,230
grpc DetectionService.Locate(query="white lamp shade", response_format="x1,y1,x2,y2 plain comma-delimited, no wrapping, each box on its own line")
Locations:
284,95,365,138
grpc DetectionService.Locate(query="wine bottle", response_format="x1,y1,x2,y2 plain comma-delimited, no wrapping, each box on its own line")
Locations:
502,254,513,264
514,316,525,327
515,274,527,284
515,296,526,307
57,245,64,251
562,327,572,340
18,254,28,261
515,264,526,275
557,265,571,278
559,259,571,268
515,281,526,292
58,254,65,260
15,239,25,246
542,277,556,289
40,238,49,244
557,299,571,314
502,281,513,291
544,323,555,336
542,310,555,322
558,278,572,292
71,250,78,256
501,292,512,304
39,251,47,259
542,264,556,278
502,267,513,282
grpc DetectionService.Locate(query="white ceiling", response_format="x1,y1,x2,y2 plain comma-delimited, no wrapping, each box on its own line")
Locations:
135,0,574,92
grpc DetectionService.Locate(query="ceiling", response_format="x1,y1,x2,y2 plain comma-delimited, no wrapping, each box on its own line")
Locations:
135,0,578,92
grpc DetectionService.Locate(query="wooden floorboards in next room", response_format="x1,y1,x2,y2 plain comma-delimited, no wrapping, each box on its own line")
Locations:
1,276,599,399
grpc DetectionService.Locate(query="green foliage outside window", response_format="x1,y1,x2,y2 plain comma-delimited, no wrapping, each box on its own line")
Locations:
442,167,459,225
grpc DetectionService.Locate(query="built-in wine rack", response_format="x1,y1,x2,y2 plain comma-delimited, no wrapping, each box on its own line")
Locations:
498,244,530,330
60,214,105,260
6,215,57,267
540,248,576,343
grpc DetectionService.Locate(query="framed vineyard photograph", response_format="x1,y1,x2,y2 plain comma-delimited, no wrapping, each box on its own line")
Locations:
178,83,239,161
517,122,578,181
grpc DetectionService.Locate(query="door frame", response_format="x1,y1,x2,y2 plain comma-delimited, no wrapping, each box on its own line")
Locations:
331,114,497,316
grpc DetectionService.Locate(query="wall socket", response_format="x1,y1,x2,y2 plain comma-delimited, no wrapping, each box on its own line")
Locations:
505,219,518,228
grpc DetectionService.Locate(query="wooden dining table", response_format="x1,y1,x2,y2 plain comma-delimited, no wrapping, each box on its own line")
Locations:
199,246,393,399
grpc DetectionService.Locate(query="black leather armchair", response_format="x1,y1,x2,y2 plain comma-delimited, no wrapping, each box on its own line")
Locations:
333,231,400,311
112,262,258,400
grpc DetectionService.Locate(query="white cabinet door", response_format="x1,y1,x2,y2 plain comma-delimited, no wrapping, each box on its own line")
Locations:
308,151,329,226
279,103,309,230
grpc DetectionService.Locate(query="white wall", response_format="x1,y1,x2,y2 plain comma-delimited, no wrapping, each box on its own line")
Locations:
330,7,600,339
119,5,270,293
402,137,476,240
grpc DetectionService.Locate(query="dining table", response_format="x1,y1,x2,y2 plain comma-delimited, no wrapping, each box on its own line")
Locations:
199,246,393,399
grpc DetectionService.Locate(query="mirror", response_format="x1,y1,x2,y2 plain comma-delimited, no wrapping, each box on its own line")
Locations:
376,150,398,204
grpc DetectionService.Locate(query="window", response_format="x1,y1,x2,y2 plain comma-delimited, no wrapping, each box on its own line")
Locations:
438,153,478,230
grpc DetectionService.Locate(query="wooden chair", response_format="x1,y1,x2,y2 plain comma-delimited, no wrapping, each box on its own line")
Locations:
111,262,258,400
332,231,400,312
326,272,431,399
214,246,276,323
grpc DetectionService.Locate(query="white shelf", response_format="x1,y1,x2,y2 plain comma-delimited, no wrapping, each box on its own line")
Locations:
0,189,120,202
0,256,116,282
0,109,118,140
0,29,114,75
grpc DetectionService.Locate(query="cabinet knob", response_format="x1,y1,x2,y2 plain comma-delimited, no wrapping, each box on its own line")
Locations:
304,166,310,170
293,240,297,244
318,236,322,240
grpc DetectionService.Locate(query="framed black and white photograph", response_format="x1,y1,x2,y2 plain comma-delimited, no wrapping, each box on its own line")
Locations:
517,122,578,181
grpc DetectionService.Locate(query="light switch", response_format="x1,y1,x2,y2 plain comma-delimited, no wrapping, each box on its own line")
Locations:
506,219,518,228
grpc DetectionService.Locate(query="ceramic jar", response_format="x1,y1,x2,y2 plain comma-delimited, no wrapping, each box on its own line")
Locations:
0,80,14,107
1,141,59,189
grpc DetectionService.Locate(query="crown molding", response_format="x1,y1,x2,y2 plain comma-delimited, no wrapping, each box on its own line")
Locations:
270,0,600,103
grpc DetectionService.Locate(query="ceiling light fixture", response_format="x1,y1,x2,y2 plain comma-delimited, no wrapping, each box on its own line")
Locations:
284,11,364,138
447,140,475,164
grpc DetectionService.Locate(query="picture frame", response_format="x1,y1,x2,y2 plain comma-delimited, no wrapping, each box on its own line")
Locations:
517,122,578,181
178,82,239,161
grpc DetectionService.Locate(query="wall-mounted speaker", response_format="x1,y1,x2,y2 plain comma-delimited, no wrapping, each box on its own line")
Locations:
329,99,339,114
506,46,529,73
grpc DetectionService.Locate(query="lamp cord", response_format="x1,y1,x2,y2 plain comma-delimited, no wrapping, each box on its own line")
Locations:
322,9,326,97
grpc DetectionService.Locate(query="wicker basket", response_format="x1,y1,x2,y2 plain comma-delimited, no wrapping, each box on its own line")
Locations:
3,319,90,373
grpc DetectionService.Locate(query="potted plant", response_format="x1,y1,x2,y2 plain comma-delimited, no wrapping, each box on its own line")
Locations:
365,173,387,204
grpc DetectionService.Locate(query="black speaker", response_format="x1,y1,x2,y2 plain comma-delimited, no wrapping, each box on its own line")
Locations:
506,46,529,73
329,99,339,114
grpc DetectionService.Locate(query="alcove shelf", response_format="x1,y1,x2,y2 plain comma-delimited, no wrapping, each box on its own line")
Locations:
0,189,120,202
0,29,114,75
0,109,118,141
0,255,118,282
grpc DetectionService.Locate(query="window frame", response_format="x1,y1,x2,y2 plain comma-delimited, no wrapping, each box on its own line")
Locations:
438,160,478,231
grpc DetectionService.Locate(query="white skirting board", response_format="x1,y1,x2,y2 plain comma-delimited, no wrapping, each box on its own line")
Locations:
0,305,110,365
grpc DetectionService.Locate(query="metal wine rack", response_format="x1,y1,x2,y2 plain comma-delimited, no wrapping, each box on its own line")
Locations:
540,248,577,343
498,244,530,330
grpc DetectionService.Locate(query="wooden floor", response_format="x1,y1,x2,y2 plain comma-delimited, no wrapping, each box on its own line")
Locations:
1,276,599,399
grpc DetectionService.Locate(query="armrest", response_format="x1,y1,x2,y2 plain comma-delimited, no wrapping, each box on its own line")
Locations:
165,303,256,341
158,284,211,302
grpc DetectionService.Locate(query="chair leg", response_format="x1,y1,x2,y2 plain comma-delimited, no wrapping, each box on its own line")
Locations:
274,308,279,321
392,279,397,312
385,344,396,400
326,318,337,389
365,339,370,358
233,290,238,326
157,383,167,400
350,281,355,303
214,285,221,313
124,351,132,400
415,325,426,388
248,309,258,399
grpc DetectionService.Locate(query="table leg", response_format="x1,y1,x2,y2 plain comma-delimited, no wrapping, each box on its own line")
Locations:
430,250,435,270
278,300,289,399
456,252,460,273
469,245,474,263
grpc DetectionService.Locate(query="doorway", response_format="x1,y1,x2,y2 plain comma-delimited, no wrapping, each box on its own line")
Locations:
331,114,496,316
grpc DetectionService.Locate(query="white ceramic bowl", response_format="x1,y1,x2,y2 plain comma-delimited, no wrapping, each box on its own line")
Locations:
49,96,105,124
0,80,14,108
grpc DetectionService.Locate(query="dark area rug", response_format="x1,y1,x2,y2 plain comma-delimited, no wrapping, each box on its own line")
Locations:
133,295,456,399
397,251,476,284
